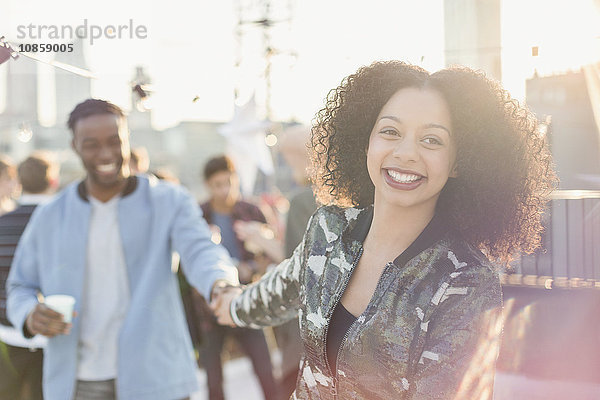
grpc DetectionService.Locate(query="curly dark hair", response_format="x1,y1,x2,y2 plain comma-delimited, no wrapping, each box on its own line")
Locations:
310,61,557,262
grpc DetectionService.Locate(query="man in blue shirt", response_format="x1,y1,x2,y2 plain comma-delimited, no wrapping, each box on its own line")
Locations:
6,99,239,400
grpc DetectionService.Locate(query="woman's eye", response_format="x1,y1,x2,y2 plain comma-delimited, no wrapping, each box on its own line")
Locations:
423,137,442,145
380,129,399,136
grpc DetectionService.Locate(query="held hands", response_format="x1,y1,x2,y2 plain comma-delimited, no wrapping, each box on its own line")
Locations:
209,285,243,327
25,303,75,337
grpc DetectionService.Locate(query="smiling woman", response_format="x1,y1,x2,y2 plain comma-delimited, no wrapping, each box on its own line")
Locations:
311,61,557,262
212,61,558,400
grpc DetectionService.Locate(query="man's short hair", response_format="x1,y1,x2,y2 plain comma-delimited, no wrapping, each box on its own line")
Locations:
18,153,58,194
203,155,236,181
67,99,125,134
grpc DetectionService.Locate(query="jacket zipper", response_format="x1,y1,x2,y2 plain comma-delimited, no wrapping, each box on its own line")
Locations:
329,260,394,398
323,246,363,398
331,322,353,397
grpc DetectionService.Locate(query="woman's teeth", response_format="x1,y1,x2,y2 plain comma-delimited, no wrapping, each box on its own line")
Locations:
387,169,422,183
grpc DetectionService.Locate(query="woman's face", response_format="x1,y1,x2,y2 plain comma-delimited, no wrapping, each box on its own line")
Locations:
367,87,456,213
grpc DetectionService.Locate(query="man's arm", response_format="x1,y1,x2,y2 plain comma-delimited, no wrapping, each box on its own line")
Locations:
7,209,80,338
170,188,239,299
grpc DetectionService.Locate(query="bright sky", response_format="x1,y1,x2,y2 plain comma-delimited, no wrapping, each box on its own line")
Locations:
0,0,599,130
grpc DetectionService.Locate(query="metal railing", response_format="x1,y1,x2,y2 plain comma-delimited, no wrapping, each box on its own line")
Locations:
502,190,600,289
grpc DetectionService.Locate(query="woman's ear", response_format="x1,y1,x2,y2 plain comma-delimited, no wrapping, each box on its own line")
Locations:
449,163,458,178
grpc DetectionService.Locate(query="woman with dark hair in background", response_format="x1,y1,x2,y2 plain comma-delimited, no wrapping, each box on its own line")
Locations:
212,61,557,399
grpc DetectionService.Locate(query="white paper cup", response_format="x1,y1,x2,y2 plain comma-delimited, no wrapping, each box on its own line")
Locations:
44,295,75,323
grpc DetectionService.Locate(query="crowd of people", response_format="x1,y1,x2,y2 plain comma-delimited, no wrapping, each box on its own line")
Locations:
0,60,556,400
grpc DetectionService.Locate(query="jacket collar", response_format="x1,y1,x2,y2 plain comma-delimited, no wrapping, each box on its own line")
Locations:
77,176,138,202
346,205,448,268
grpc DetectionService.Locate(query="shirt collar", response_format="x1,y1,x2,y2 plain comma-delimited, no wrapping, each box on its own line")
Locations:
347,205,448,268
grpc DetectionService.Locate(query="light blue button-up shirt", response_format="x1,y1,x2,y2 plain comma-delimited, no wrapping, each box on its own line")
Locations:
7,175,239,400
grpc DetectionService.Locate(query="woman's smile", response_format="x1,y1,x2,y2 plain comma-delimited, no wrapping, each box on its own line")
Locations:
382,167,425,190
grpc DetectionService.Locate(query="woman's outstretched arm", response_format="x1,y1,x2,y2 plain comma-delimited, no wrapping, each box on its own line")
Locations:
212,212,314,328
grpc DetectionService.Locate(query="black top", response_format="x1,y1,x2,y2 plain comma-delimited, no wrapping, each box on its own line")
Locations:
0,205,38,325
326,207,449,372
326,302,357,371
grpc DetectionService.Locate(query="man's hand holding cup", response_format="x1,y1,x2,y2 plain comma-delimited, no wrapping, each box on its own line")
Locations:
26,295,76,337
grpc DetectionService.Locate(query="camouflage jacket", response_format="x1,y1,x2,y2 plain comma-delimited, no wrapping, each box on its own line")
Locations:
232,205,503,400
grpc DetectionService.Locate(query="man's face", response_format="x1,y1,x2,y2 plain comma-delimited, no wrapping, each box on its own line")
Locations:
205,170,240,204
71,113,131,189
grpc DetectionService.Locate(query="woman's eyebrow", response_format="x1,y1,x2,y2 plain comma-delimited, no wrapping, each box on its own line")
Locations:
379,116,451,135
379,115,402,124
423,123,451,135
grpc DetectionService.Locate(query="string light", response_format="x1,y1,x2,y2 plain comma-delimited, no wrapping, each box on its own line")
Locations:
265,133,277,147
17,122,33,143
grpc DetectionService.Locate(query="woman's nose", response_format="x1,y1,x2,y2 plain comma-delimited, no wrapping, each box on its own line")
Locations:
392,137,419,162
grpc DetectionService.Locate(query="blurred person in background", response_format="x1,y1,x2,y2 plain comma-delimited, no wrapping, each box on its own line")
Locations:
272,125,317,400
276,125,318,263
193,154,277,400
129,146,150,175
0,156,19,216
151,167,179,184
233,124,317,400
0,152,59,400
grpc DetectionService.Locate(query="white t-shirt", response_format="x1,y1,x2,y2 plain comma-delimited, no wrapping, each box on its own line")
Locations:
77,195,130,380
